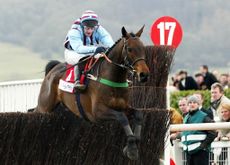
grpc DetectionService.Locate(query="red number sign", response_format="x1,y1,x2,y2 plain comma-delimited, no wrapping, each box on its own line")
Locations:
150,16,183,48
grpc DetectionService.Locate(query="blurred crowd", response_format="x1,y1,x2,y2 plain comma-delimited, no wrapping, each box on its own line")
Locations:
169,65,230,165
169,65,230,91
169,65,230,140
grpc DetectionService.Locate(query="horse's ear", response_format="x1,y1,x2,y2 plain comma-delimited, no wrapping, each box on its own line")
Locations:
122,26,127,38
136,25,145,37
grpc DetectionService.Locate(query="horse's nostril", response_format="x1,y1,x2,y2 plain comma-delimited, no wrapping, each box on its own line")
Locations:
139,72,149,82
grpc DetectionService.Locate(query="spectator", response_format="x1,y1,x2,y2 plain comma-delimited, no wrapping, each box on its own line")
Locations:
193,92,213,120
178,97,189,117
200,65,218,89
210,82,230,121
170,107,183,125
219,73,229,89
170,98,189,141
171,73,181,90
168,76,179,92
177,70,198,90
194,73,208,90
216,103,230,141
214,103,230,165
181,95,217,165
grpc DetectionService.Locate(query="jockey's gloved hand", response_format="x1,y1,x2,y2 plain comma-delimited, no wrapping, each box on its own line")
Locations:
94,46,106,55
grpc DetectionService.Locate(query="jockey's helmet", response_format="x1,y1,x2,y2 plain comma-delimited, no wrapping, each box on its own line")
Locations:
80,10,98,27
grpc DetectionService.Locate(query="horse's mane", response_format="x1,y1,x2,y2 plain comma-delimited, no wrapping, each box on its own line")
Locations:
105,38,122,56
105,32,137,56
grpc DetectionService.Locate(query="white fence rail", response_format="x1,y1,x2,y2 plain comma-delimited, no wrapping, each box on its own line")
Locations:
170,122,230,132
0,79,42,112
167,123,230,165
171,140,230,165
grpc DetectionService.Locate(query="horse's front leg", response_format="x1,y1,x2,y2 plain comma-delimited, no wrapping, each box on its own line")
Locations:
126,107,143,140
132,109,143,141
110,109,139,160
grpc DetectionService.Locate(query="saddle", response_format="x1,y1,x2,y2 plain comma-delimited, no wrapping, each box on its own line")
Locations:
59,57,95,93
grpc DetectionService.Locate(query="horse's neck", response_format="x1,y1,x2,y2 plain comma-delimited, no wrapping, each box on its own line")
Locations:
109,41,123,61
105,65,127,82
101,40,127,82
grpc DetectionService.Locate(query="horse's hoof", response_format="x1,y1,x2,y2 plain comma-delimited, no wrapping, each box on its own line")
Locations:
123,146,139,160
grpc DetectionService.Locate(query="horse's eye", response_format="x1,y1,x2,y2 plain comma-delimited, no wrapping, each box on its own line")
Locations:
127,47,132,53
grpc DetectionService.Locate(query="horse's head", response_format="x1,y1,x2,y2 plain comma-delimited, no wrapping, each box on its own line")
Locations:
121,26,150,83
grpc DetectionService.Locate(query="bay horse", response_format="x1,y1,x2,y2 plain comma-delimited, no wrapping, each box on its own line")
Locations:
36,26,150,160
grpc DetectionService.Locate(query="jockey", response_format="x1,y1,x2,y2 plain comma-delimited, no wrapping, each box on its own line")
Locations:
64,10,114,89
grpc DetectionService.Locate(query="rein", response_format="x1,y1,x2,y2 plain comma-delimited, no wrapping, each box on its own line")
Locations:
86,37,146,88
86,54,130,88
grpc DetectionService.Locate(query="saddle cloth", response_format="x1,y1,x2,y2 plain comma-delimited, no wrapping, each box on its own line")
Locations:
65,65,75,83
58,64,89,93
58,65,75,93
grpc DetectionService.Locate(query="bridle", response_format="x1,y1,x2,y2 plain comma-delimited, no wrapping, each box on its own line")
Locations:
107,38,146,73
86,36,147,87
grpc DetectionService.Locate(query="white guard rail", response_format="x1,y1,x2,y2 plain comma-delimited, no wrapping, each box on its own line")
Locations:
170,122,230,132
166,123,230,165
0,79,42,112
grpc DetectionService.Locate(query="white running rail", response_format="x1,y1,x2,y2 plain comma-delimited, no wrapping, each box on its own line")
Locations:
166,123,230,165
0,79,42,112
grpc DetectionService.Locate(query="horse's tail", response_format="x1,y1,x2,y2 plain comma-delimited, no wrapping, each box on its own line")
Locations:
45,60,61,76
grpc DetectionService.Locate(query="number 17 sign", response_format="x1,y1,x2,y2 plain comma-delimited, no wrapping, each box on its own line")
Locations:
150,16,183,48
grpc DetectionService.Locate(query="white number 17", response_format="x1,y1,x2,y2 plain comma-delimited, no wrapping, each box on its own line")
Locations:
157,22,176,46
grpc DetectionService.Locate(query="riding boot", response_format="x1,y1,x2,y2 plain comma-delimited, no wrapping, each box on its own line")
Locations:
74,65,86,90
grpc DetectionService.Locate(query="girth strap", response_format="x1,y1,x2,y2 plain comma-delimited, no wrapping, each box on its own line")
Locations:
99,78,129,88
76,92,89,121
87,74,129,88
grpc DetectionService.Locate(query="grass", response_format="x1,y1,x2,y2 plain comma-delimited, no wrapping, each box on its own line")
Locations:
0,43,53,82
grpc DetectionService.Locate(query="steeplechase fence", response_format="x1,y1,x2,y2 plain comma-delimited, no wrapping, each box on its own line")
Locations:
0,46,174,164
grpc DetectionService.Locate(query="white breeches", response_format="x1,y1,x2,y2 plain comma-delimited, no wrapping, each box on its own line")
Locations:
64,49,93,65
